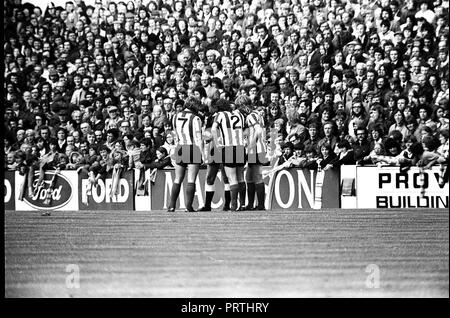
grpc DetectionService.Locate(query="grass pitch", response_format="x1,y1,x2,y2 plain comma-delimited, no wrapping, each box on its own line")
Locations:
4,208,449,297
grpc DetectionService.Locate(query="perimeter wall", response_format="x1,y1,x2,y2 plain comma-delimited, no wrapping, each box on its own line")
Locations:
4,166,448,211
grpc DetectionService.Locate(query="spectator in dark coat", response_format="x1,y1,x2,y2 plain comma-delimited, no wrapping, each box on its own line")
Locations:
148,147,172,169
328,140,356,169
354,126,371,164
318,143,337,170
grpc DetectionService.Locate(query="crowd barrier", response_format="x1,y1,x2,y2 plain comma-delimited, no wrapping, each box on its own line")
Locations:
355,166,448,209
4,172,15,211
3,166,447,211
79,170,134,210
150,167,340,210
14,170,79,211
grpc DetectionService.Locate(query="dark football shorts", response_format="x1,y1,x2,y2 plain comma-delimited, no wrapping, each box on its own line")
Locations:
209,145,246,167
174,145,203,166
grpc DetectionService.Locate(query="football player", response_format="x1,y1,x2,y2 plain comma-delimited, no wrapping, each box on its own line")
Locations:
199,99,232,211
212,96,247,211
167,97,204,212
241,96,268,210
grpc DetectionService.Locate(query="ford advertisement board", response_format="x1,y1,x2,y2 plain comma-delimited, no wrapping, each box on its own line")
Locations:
15,170,79,211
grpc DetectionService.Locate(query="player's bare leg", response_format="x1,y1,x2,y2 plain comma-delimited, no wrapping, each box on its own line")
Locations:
236,165,247,210
245,165,256,210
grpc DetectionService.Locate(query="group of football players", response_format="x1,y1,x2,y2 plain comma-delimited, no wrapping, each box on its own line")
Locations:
167,95,267,212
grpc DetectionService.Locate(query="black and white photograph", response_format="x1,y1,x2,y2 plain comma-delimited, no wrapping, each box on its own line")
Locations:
3,0,449,301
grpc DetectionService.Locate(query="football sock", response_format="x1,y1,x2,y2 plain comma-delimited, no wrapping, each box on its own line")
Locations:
238,182,246,207
224,190,231,208
246,182,256,208
169,182,181,209
204,191,214,209
255,182,265,208
185,182,196,209
230,184,239,210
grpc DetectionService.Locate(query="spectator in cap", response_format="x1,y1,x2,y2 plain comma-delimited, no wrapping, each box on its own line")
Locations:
105,105,123,131
205,31,218,50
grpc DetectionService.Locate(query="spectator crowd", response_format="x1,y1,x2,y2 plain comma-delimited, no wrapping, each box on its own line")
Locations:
3,0,449,188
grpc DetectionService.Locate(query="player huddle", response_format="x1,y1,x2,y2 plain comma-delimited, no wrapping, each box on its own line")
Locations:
168,95,267,212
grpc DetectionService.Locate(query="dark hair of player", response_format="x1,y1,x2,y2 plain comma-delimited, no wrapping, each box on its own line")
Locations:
184,96,203,113
215,98,231,112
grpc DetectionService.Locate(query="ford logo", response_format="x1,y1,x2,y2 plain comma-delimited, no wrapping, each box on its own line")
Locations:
23,172,73,210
